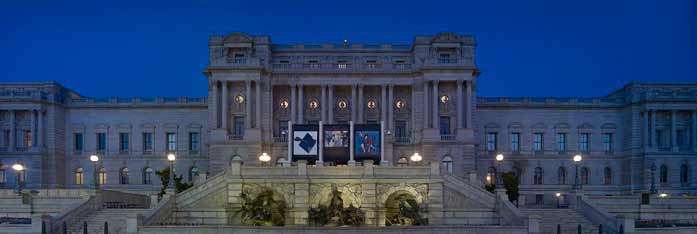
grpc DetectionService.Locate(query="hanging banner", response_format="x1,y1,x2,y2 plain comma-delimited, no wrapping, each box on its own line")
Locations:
353,124,381,162
323,124,350,164
292,124,319,163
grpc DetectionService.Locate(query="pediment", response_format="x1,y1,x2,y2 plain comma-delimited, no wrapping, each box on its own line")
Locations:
484,122,501,129
554,122,570,129
530,122,547,130
601,123,618,130
508,122,524,129
577,123,594,130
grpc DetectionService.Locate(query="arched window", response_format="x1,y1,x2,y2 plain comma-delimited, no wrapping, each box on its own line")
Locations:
660,164,668,184
680,164,689,185
17,164,26,183
396,157,408,167
581,167,590,185
189,167,199,182
441,156,453,174
98,168,107,185
119,168,129,185
603,167,612,185
534,167,544,185
558,167,567,185
75,168,84,185
143,167,153,185
486,167,497,185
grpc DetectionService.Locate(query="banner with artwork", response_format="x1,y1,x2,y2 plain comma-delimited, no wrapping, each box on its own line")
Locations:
323,124,350,163
354,124,381,162
292,124,319,163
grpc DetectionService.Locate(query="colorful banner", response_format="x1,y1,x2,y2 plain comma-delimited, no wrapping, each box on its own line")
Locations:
354,124,381,162
292,124,319,162
323,124,350,163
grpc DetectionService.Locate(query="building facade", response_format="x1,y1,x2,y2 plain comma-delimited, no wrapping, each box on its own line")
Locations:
1,32,696,203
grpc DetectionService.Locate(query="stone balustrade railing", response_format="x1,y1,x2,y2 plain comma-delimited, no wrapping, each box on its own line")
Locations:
68,97,207,107
478,96,626,106
576,194,631,234
0,189,91,198
49,191,102,234
495,192,527,226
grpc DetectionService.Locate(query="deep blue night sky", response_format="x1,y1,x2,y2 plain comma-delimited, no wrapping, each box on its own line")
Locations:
1,0,695,98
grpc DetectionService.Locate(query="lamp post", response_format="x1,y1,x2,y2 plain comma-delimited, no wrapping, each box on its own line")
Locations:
650,164,657,194
167,153,176,190
410,152,422,165
12,164,24,194
259,152,271,166
90,155,99,190
573,154,582,190
555,192,562,208
495,153,504,187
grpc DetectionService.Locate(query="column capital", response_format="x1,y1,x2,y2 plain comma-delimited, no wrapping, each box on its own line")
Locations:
245,79,251,85
432,79,440,85
456,79,463,85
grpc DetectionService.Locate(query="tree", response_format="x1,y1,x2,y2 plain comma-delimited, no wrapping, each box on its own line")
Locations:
501,172,520,204
156,167,193,199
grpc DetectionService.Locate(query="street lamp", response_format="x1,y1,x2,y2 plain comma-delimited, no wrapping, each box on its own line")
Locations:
167,153,176,190
573,154,582,190
410,152,422,163
259,152,271,166
495,154,504,186
555,192,562,208
659,193,668,198
90,155,99,189
12,164,24,194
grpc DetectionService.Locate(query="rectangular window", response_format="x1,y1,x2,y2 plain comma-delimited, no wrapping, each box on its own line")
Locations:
656,130,664,148
533,133,543,152
142,132,153,153
579,133,589,152
439,117,451,135
602,133,613,153
74,133,83,152
189,132,200,153
233,117,245,137
366,60,377,69
486,132,498,152
119,133,129,152
96,133,107,152
23,130,32,148
557,133,567,152
677,130,687,147
166,133,177,152
510,133,520,152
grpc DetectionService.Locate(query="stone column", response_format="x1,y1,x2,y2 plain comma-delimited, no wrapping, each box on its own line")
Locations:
321,85,327,123
298,84,304,124
358,85,364,123
388,85,394,130
671,110,677,151
423,81,429,129
456,80,464,129
411,84,416,135
255,80,261,129
37,110,43,147
651,111,657,146
351,85,357,122
644,110,650,148
466,81,473,128
380,85,387,124
290,84,296,123
221,81,228,131
9,110,15,152
349,121,355,165
432,80,439,129
245,80,252,129
328,85,334,124
212,81,219,128
30,110,36,147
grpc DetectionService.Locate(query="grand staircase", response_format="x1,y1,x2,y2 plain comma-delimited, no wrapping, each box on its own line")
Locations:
66,208,147,234
520,208,599,234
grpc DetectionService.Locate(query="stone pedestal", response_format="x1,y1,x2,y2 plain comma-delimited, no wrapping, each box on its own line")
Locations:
31,214,51,234
528,214,541,234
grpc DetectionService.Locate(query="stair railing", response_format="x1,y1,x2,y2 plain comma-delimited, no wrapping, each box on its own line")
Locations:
49,191,102,234
576,195,620,234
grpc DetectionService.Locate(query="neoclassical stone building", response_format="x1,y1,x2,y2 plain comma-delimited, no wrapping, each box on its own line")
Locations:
1,32,696,205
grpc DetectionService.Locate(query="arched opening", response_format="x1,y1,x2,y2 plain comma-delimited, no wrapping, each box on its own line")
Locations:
119,168,129,185
441,156,453,174
385,191,427,226
486,167,497,185
189,166,199,182
603,167,612,185
581,167,590,185
75,167,84,185
534,167,544,185
98,167,107,185
660,164,668,184
143,167,153,185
